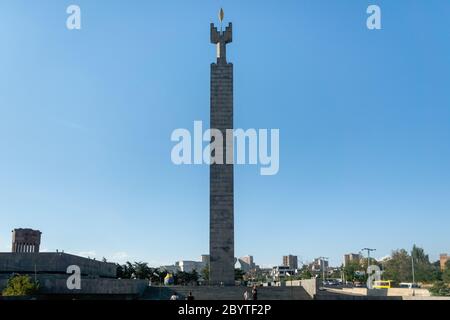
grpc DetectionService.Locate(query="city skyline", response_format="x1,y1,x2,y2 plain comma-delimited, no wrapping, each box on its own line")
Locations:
0,228,443,268
1,0,450,268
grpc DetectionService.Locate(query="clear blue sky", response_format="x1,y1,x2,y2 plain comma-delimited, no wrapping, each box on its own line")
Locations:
0,0,449,267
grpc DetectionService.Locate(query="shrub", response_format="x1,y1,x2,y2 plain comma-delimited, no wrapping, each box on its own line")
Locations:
2,274,39,297
429,281,450,297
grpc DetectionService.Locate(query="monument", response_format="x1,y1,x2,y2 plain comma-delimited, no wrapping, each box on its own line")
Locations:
209,9,235,286
11,228,42,253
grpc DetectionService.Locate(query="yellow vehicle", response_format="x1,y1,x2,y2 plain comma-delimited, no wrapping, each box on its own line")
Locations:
373,280,393,289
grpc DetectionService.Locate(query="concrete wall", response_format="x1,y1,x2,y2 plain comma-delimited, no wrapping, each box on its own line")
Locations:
284,279,318,299
403,296,450,300
0,275,147,295
38,278,148,295
316,292,403,300
300,279,319,299
368,288,430,297
334,287,431,297
323,287,431,298
0,253,117,278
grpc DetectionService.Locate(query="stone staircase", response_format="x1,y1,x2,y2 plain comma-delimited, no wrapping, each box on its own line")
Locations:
142,286,312,300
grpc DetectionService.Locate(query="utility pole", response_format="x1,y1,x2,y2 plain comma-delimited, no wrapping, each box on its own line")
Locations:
361,248,376,268
318,257,329,285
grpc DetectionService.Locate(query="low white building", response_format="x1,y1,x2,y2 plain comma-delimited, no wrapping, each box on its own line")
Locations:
160,265,180,274
160,255,209,275
176,260,207,273
271,266,297,280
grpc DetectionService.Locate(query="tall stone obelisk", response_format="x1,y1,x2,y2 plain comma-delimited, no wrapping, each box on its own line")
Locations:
209,11,235,286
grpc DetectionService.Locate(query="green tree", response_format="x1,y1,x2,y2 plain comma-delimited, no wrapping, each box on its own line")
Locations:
382,246,440,284
430,260,443,282
201,266,210,281
247,269,268,283
189,270,199,284
116,264,124,278
343,260,364,282
174,271,185,285
119,261,136,279
411,245,438,283
152,269,168,285
133,262,152,280
328,268,342,279
429,281,450,296
382,249,412,283
175,271,198,285
299,266,312,280
2,275,39,297
443,261,450,284
235,269,245,281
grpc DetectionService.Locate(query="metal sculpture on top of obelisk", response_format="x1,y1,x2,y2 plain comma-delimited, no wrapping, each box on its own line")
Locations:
209,9,235,286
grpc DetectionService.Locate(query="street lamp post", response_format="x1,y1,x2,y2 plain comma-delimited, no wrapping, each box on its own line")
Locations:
318,257,329,286
362,248,376,268
362,248,376,289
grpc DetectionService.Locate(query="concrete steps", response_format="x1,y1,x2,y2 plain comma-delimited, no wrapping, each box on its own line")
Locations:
142,286,312,300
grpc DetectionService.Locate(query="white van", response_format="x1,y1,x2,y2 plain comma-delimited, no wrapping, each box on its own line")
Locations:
399,282,420,289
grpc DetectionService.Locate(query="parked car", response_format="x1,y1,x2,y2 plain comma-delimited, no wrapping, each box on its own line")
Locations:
399,282,421,289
